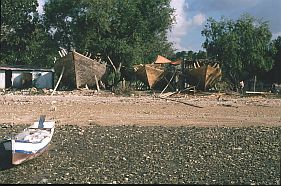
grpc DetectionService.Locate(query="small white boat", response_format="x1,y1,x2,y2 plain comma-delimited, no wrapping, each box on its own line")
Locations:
2,115,55,165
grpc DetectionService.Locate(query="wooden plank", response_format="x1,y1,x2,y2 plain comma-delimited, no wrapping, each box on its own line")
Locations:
157,97,203,108
159,92,177,98
160,70,176,94
246,91,267,94
51,66,65,96
178,86,196,93
107,56,117,72
94,75,100,91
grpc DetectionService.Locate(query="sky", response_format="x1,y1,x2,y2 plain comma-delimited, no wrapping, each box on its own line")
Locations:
37,0,281,52
168,0,281,52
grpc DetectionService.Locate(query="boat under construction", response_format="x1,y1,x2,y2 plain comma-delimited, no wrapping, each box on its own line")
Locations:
184,60,222,91
133,55,172,89
54,50,108,89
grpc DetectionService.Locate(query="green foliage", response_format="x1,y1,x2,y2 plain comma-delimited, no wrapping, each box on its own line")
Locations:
3,0,277,91
111,79,134,96
1,0,56,67
174,50,207,61
215,80,234,92
43,0,175,70
106,71,121,89
270,36,281,83
201,14,274,87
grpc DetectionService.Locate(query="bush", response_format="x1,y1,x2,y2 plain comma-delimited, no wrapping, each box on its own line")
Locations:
111,80,134,96
215,80,234,92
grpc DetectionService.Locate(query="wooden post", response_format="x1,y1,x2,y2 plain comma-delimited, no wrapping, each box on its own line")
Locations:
51,66,65,96
63,48,67,55
58,51,63,57
160,70,176,95
107,56,117,72
99,80,106,89
94,75,100,92
193,86,195,95
38,115,46,129
122,78,126,89
254,75,257,92
117,62,122,73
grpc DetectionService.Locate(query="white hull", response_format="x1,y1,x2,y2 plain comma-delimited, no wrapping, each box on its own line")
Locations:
3,118,55,165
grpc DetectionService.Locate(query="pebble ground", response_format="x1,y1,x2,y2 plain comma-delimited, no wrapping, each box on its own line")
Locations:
0,123,280,184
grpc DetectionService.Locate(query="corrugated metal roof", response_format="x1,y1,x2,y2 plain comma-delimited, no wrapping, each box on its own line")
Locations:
154,55,172,64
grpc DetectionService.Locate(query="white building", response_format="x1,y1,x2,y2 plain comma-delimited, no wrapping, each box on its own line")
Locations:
0,66,54,89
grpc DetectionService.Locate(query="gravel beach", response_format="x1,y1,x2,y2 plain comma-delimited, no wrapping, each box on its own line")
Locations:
0,91,280,184
0,124,280,184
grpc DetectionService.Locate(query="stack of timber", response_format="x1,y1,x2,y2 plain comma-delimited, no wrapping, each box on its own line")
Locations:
185,60,222,91
54,50,108,89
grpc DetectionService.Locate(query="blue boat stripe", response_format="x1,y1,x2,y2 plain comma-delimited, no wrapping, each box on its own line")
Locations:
15,140,41,144
14,145,48,154
15,150,34,154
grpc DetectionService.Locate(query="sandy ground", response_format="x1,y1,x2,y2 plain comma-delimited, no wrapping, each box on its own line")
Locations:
0,90,280,127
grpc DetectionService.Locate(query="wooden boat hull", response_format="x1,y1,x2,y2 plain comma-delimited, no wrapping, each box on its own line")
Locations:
5,141,50,165
186,64,222,91
54,51,108,89
133,64,166,89
2,120,55,165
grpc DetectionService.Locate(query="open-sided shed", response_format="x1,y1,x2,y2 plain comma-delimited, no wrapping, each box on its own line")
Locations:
0,66,54,89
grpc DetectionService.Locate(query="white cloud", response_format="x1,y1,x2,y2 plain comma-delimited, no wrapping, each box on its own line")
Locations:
168,0,206,52
192,13,205,26
272,32,281,40
37,0,45,15
169,0,191,37
167,0,190,51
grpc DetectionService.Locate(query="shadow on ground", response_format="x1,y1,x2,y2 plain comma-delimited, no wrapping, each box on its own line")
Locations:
0,140,14,171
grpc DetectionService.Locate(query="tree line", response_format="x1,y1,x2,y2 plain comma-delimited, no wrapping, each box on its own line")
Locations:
1,0,280,90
